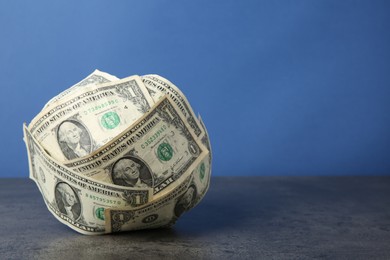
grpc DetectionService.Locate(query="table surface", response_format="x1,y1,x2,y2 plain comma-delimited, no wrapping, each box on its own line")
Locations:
1,176,390,260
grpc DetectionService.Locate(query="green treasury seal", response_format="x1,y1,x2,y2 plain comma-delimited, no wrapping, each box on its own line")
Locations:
101,111,120,129
157,142,173,161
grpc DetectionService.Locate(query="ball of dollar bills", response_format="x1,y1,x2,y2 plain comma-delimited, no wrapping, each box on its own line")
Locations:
24,70,212,234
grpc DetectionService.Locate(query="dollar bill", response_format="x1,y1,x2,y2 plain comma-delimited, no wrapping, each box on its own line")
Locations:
44,69,119,109
142,75,203,138
28,75,155,162
24,124,154,235
63,96,208,199
23,71,212,234
104,173,193,233
105,144,212,234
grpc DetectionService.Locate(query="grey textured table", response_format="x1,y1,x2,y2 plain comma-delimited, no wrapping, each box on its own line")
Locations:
1,176,390,259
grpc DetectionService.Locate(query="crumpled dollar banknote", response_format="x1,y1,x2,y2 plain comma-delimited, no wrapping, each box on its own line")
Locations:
24,70,211,234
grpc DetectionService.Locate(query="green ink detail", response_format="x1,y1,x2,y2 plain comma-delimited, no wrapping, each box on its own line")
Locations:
199,162,206,180
95,207,105,220
101,112,120,129
157,142,173,161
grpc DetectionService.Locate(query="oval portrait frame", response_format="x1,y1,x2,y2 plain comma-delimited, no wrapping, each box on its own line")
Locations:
111,156,154,188
56,119,93,160
54,182,82,221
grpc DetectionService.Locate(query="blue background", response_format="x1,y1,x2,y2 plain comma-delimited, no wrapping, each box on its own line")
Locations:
1,0,389,177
